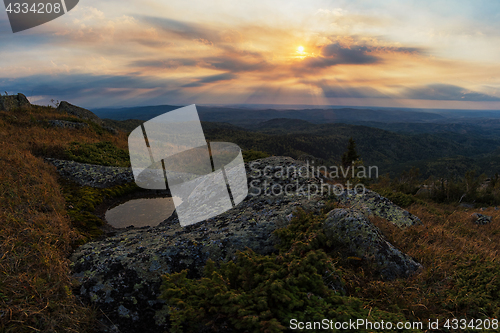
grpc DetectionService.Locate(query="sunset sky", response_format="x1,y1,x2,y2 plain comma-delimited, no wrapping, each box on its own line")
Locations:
1,0,500,109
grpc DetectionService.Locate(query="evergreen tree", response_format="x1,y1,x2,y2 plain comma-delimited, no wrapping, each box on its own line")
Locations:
341,137,360,167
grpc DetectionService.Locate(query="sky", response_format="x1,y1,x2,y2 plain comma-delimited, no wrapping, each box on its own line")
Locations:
1,0,500,109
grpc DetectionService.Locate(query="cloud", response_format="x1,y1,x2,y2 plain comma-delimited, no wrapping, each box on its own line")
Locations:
141,16,219,42
0,73,179,107
320,85,385,98
322,43,378,64
182,73,237,87
403,84,500,101
132,59,198,69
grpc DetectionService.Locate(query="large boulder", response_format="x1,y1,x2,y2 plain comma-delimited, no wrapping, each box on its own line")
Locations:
68,156,423,332
336,189,422,228
324,208,422,280
0,93,31,111
57,101,104,125
71,193,326,332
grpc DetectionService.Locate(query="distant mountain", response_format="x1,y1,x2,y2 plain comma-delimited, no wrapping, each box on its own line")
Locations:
92,104,448,125
98,104,500,177
197,117,500,177
92,105,182,121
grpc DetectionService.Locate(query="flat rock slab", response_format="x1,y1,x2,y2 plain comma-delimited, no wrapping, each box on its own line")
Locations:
47,120,89,129
71,194,326,333
44,158,134,188
67,156,424,332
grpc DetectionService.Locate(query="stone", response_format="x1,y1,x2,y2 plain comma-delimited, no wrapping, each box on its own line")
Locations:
71,193,326,333
57,101,104,125
471,213,492,225
336,189,422,228
0,93,31,111
323,208,422,280
103,125,118,135
47,120,89,129
68,156,423,332
44,158,134,189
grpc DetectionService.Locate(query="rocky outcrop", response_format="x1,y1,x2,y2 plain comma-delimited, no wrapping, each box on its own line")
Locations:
45,158,134,188
336,189,422,228
324,208,422,280
67,156,424,332
56,101,118,134
71,193,326,332
0,93,31,111
57,101,104,125
47,119,89,129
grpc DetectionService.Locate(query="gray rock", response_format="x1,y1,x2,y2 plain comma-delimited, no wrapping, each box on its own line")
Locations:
336,189,422,228
47,120,89,129
323,208,422,280
44,158,134,188
57,101,104,125
103,125,118,135
246,156,328,197
71,194,326,333
0,93,31,111
471,213,492,225
68,156,423,332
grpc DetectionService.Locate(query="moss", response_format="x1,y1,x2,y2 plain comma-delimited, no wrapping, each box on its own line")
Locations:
65,141,131,167
62,180,139,241
443,256,500,319
378,189,424,208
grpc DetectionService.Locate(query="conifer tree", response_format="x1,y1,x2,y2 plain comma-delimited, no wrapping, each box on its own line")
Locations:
341,137,360,168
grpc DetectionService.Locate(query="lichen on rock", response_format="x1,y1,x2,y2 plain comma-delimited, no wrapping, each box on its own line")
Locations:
323,208,422,280
68,156,423,332
0,93,31,111
45,158,134,188
336,189,422,228
47,119,89,129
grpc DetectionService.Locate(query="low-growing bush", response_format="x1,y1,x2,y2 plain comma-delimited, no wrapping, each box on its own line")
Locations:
160,208,414,332
65,141,131,167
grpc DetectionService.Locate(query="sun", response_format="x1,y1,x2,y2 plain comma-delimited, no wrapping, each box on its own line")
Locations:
297,46,304,53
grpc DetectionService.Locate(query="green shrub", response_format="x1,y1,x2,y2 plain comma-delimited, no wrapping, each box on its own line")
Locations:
379,190,421,208
62,181,138,241
444,256,500,319
160,208,413,332
65,141,131,167
242,149,270,162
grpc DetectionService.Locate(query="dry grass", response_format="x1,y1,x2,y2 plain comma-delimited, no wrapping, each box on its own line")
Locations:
341,201,500,323
0,105,127,332
2,104,499,331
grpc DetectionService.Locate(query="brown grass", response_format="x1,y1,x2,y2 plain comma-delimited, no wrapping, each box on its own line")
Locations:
341,201,500,323
2,104,499,331
0,105,128,332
